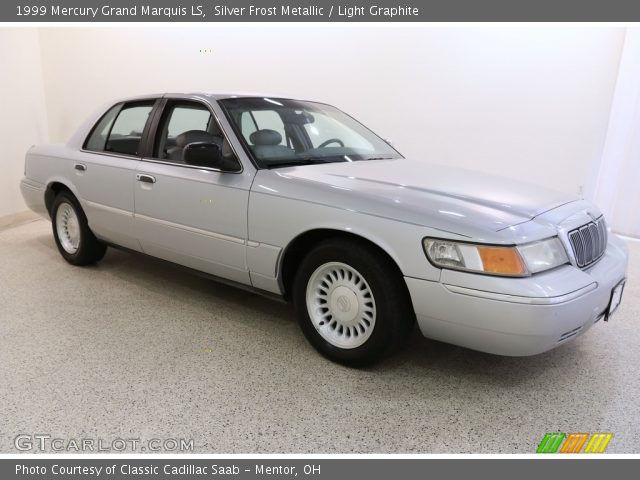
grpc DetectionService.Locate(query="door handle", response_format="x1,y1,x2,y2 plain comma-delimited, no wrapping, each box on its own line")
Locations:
74,163,87,172
136,174,156,184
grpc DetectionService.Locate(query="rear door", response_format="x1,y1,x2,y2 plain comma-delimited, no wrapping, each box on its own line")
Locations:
73,99,158,250
133,97,253,284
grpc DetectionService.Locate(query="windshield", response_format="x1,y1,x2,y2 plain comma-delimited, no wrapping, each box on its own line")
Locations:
219,97,402,169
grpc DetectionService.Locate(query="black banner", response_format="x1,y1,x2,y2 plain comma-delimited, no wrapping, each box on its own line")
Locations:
2,458,640,480
2,0,640,22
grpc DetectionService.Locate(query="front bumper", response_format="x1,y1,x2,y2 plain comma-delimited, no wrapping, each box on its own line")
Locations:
405,235,628,356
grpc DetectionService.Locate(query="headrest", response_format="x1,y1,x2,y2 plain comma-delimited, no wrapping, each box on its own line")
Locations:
250,129,282,146
176,130,215,147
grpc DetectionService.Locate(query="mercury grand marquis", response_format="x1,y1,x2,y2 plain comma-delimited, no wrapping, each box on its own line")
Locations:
20,93,629,365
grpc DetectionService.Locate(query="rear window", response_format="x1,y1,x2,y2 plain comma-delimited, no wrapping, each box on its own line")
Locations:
84,101,155,156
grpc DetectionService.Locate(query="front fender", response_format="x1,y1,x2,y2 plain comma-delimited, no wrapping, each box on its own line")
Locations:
248,190,443,286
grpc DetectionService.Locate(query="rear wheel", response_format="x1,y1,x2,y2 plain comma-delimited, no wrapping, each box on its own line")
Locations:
51,191,107,265
293,238,414,366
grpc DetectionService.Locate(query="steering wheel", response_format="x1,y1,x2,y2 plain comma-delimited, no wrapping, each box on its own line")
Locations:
317,138,344,148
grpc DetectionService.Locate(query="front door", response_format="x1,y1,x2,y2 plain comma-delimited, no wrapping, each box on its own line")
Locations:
133,98,252,284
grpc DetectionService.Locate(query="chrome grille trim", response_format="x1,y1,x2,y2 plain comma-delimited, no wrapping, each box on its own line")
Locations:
567,216,607,268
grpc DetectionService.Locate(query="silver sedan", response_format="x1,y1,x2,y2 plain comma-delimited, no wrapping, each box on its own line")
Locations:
20,93,628,365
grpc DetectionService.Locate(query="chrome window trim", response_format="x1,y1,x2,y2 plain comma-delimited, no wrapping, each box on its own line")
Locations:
78,149,244,175
79,149,141,161
138,157,241,174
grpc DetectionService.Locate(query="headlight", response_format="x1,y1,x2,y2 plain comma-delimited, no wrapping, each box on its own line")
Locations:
517,237,569,274
423,237,568,277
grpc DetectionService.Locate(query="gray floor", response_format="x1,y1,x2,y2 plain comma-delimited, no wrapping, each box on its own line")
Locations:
1,219,638,453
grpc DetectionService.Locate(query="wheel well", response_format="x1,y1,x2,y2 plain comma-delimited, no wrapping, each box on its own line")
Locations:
279,229,405,301
44,182,73,214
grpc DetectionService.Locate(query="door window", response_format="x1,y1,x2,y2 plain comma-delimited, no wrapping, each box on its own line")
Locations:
153,101,238,170
84,104,120,152
84,101,154,156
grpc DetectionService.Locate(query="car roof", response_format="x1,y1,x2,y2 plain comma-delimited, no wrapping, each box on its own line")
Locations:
195,91,307,101
112,92,310,102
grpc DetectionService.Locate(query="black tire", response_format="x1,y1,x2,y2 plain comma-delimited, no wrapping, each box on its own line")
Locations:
292,238,415,367
51,191,107,266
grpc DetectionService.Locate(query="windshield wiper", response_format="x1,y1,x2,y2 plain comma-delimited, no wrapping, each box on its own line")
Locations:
364,156,395,161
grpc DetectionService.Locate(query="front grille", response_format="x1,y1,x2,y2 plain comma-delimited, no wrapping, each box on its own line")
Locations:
567,216,607,268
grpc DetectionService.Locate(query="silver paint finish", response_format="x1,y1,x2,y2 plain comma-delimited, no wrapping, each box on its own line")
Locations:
256,160,575,237
133,160,251,283
19,93,630,356
19,178,47,217
442,282,598,305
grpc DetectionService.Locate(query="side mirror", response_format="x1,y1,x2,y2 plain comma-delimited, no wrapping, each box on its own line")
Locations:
183,142,224,169
385,139,393,146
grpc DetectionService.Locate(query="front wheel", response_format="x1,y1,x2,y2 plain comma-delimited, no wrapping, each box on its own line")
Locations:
293,239,414,366
51,191,107,266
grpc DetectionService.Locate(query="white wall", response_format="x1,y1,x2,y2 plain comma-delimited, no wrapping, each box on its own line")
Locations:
37,26,624,196
0,28,49,218
590,28,640,237
0,26,626,217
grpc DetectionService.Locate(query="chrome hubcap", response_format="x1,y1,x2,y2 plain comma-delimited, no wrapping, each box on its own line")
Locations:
306,262,376,349
55,202,80,254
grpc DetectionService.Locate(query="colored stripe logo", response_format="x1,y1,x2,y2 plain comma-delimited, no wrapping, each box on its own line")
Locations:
537,432,613,453
560,433,589,453
584,433,613,453
537,433,566,453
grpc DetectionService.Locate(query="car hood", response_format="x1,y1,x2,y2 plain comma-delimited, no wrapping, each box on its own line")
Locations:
255,158,578,238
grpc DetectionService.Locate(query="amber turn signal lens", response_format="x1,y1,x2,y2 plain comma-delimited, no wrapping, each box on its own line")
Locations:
477,246,527,275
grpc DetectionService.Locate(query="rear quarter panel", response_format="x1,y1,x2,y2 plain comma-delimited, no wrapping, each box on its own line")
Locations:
23,144,83,210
